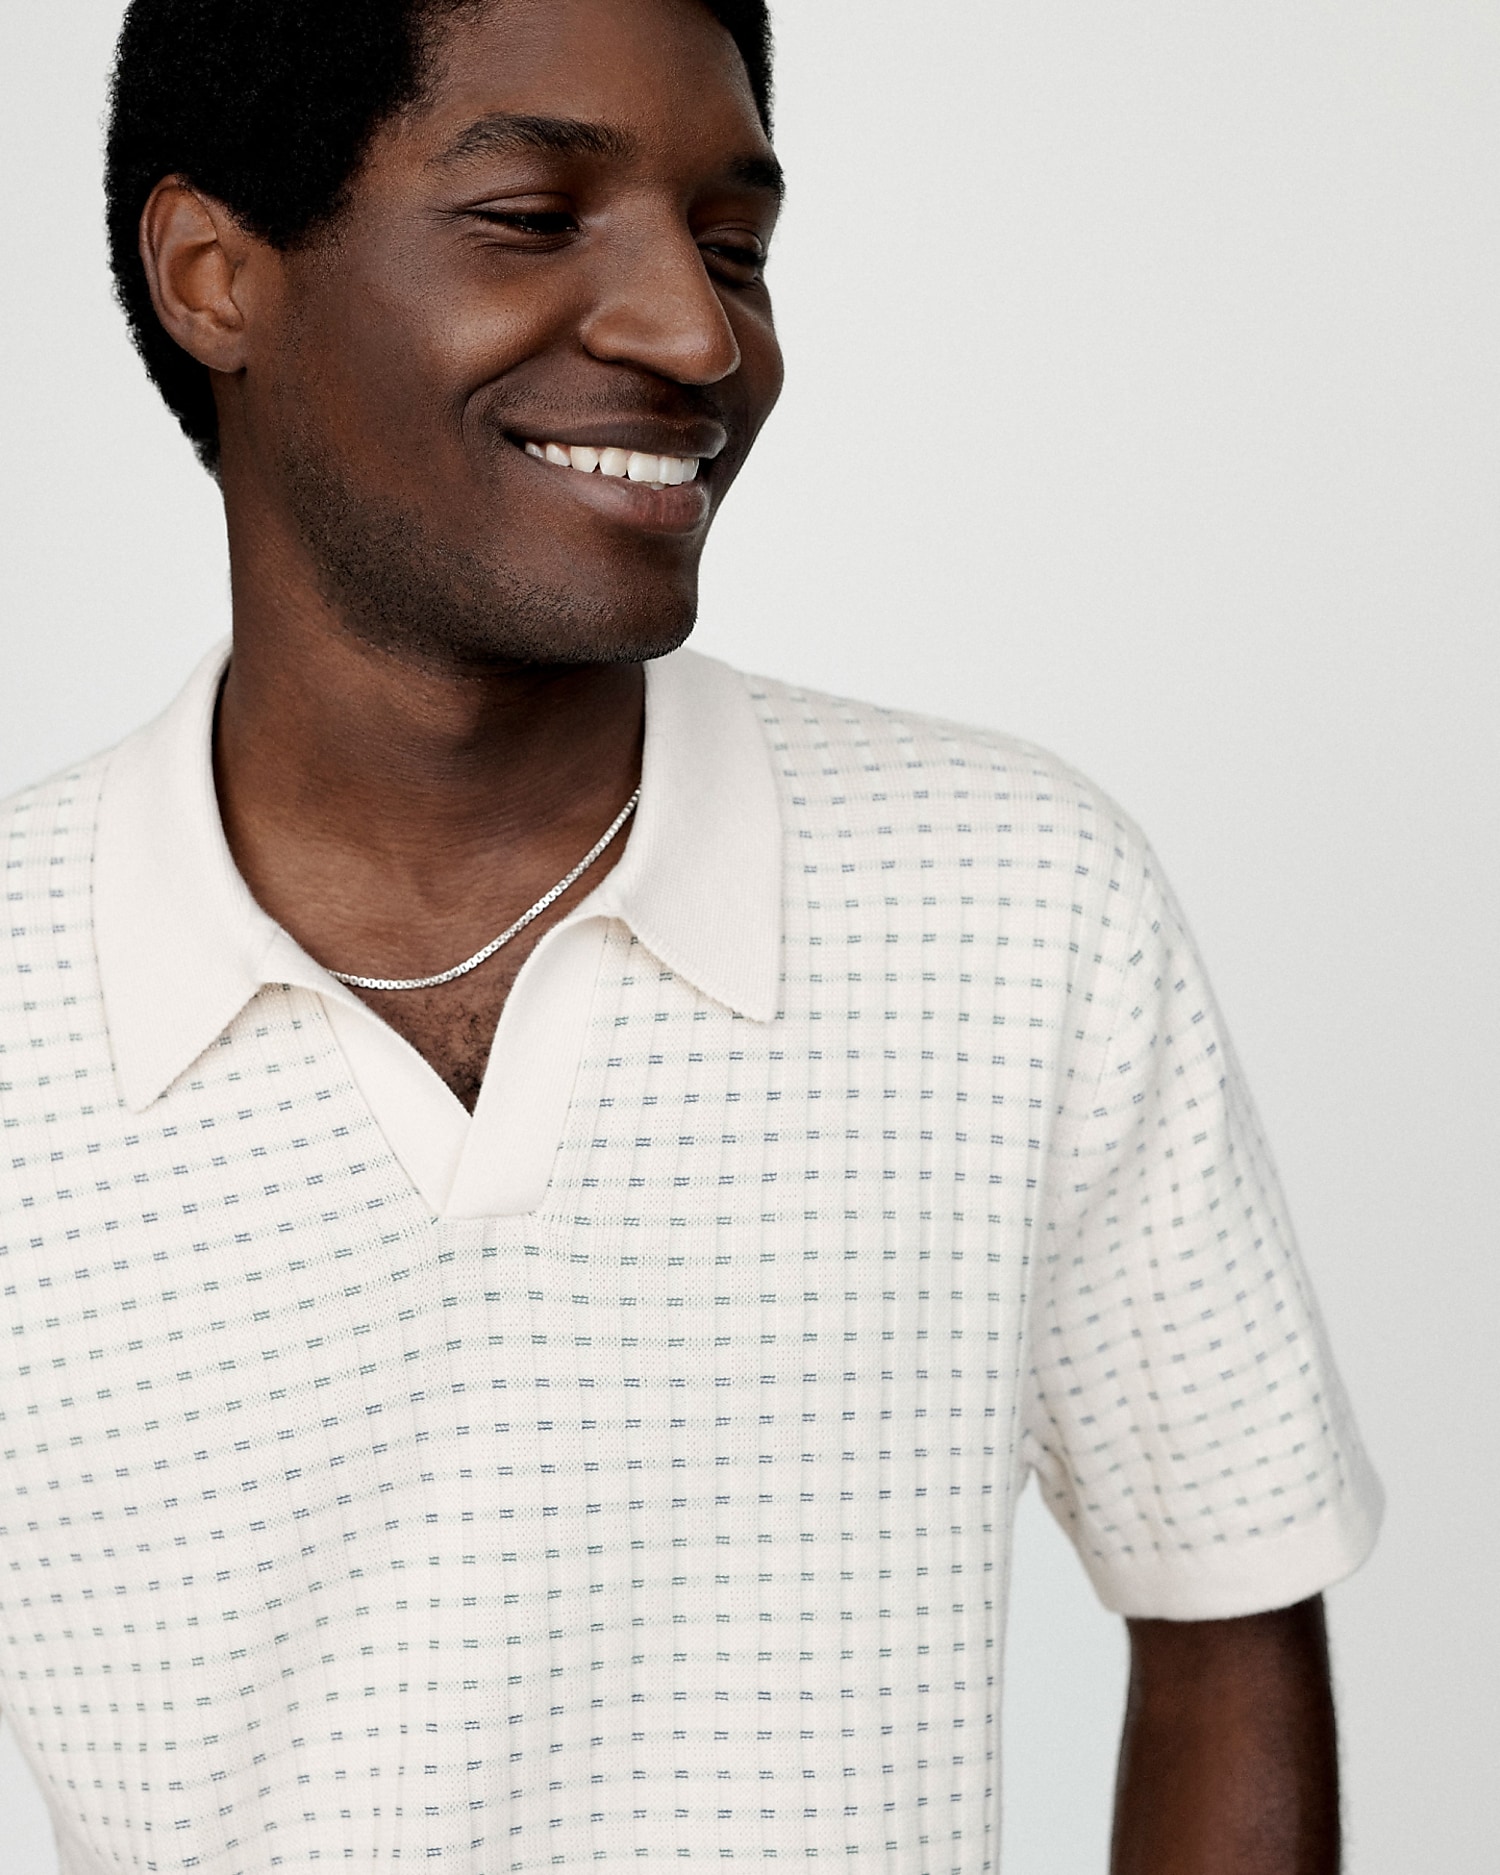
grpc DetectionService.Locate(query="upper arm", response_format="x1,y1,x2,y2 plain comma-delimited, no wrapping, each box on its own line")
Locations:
1112,1597,1341,1875
1125,1594,1334,1698
1025,836,1382,1621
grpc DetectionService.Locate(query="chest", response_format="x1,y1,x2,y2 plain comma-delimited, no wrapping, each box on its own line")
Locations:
0,901,1077,1865
0,886,1084,1354
0,943,1063,1645
352,936,532,1113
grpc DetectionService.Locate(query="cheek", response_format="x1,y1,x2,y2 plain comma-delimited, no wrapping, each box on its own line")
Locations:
285,264,541,475
417,290,542,419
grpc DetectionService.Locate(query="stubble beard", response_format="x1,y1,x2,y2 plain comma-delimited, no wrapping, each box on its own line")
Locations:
275,413,700,674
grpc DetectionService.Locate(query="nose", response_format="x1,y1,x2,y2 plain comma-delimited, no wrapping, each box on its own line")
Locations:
579,215,742,387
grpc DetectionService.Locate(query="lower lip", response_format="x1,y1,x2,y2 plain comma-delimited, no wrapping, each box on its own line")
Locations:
516,445,713,536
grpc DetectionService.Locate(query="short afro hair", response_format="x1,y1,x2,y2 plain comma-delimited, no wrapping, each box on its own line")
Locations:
105,0,774,473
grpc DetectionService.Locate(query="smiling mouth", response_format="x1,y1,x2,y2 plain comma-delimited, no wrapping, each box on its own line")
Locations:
521,439,702,490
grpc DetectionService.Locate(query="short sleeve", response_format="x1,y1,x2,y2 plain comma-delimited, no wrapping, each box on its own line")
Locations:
1023,838,1383,1620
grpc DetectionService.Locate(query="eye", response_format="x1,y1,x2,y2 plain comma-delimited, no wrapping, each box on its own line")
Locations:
470,209,579,240
702,241,768,285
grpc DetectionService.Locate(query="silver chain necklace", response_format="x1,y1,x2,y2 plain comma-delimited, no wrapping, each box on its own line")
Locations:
328,789,640,993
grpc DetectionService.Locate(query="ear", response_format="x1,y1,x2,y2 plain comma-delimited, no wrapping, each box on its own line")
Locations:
139,178,261,374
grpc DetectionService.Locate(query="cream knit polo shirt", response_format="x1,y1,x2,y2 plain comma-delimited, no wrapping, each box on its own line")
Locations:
0,645,1381,1873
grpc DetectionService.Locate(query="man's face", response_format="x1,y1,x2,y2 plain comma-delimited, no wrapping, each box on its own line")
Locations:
226,0,785,667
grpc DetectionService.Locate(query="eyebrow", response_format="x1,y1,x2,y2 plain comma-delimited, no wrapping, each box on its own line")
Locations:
437,112,634,166
435,110,786,200
726,153,786,201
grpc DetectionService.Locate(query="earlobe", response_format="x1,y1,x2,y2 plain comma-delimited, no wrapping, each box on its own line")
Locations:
139,178,254,374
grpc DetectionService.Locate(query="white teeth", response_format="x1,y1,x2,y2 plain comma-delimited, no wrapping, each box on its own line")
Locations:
526,441,701,485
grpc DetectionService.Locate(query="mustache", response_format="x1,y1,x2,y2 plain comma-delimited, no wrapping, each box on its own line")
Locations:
484,377,737,442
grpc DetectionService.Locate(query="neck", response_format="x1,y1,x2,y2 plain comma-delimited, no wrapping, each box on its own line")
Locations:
209,470,656,1106
218,612,645,865
212,507,649,945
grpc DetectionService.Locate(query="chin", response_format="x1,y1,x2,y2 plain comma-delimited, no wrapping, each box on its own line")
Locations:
302,507,702,673
451,567,702,670
343,592,698,674
279,419,705,672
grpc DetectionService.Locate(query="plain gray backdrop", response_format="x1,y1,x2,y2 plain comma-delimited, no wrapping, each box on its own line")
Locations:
2,2,1497,1867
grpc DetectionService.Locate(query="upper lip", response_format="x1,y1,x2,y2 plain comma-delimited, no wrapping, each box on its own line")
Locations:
507,422,728,462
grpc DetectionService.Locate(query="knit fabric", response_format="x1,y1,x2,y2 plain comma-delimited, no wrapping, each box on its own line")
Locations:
0,671,1380,1872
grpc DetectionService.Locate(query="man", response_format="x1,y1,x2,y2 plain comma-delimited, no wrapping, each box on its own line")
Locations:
0,0,1381,1868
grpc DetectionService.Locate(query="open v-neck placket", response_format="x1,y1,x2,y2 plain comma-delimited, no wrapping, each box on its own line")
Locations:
317,901,620,1224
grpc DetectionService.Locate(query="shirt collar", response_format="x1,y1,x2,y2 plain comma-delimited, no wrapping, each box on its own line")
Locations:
594,643,783,1024
95,639,782,1113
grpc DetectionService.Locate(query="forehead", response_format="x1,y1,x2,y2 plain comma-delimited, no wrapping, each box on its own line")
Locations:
410,0,767,155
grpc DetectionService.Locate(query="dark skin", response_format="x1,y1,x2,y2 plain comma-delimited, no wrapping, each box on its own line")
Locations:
138,0,1343,1860
1114,1597,1340,1873
145,0,785,1108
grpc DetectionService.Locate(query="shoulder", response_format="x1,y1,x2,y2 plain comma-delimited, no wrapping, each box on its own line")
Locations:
733,662,1155,905
1,752,110,879
0,753,111,971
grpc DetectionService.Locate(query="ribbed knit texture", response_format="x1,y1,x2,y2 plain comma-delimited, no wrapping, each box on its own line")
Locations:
0,675,1378,1871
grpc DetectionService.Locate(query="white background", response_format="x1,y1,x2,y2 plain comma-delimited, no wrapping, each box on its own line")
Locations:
2,1,1497,1867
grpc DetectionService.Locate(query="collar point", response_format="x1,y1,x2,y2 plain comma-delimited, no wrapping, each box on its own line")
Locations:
740,988,782,1028
115,1068,168,1117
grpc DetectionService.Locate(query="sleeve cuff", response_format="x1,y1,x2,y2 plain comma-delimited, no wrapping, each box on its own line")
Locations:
1069,1462,1385,1622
